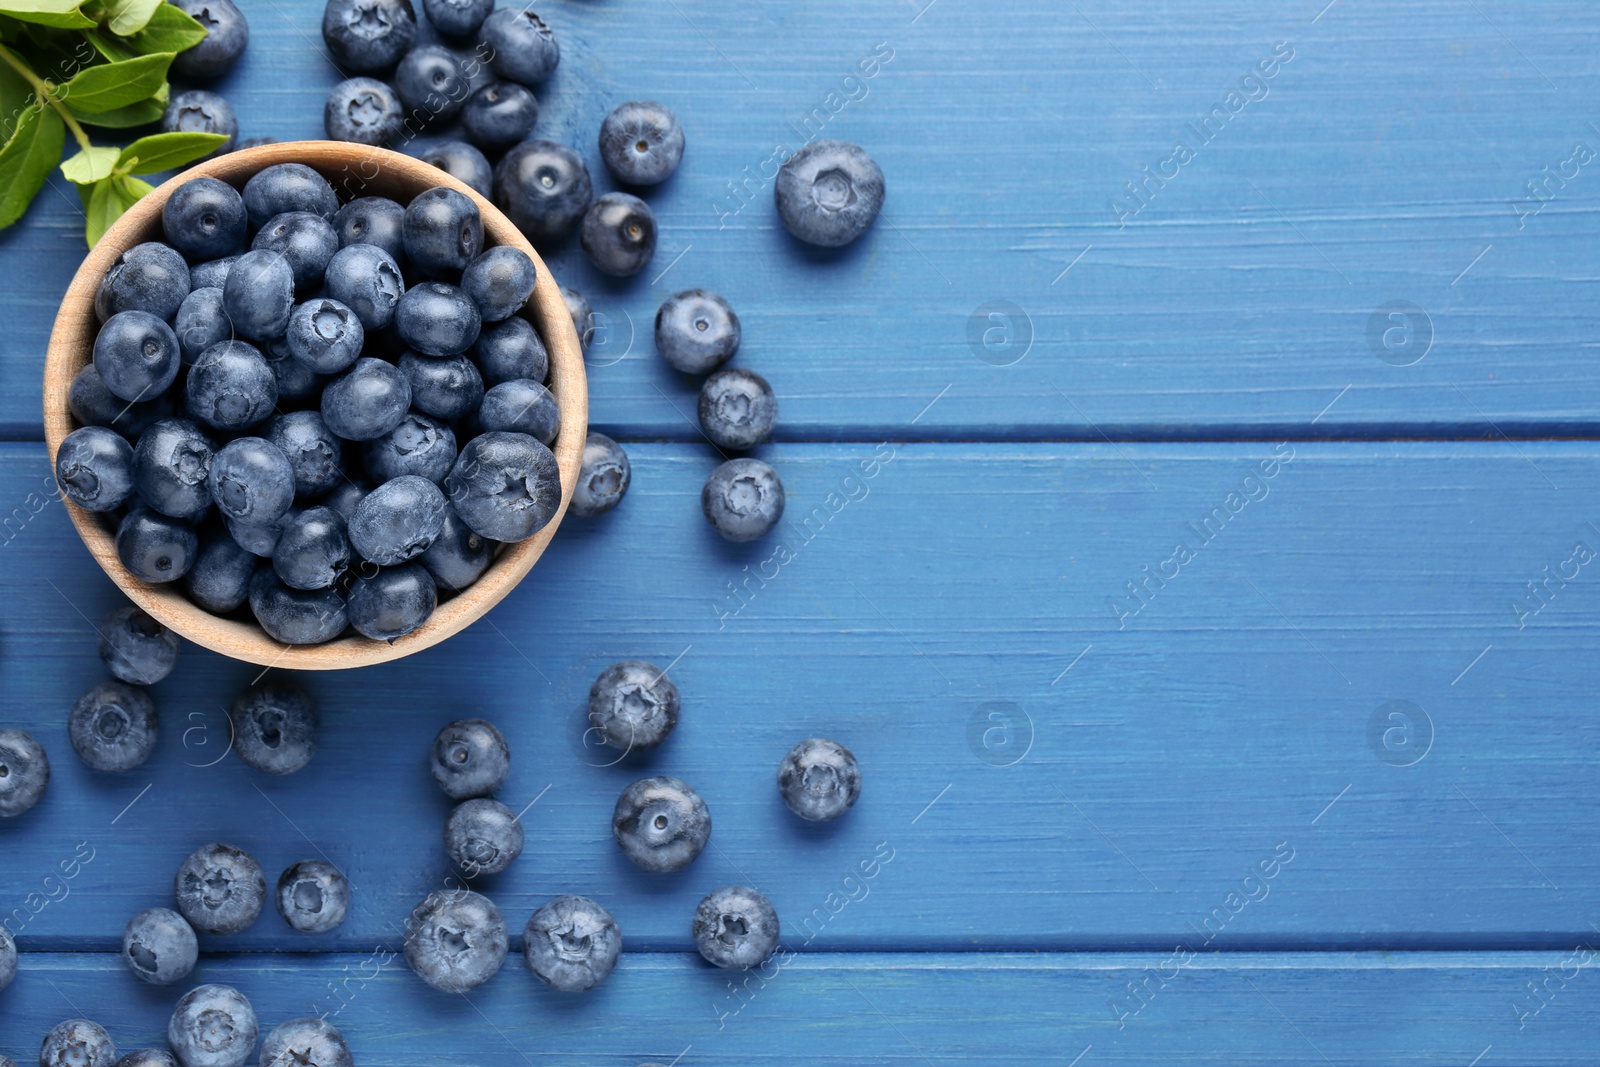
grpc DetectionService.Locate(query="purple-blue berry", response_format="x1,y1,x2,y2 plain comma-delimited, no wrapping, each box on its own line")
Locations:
347,562,437,639
170,0,249,79
399,351,483,421
477,379,558,444
0,728,49,817
325,76,405,145
272,506,351,591
492,139,591,241
579,192,656,277
444,797,522,876
461,82,537,151
117,507,199,583
267,411,346,498
403,888,507,992
252,212,339,292
321,356,412,440
163,177,248,262
121,907,198,985
56,425,136,512
94,309,181,402
599,100,685,186
324,244,405,330
778,737,860,821
419,505,495,590
693,885,779,969
364,412,457,483
348,474,447,563
174,287,232,364
41,1020,117,1067
429,718,508,799
774,139,885,247
523,895,620,992
248,570,349,644
221,249,295,341
655,289,739,375
161,90,237,156
209,437,295,525
612,775,710,872
396,280,481,356
174,844,265,934
230,681,318,774
588,660,678,753
183,527,256,612
133,418,214,521
698,367,776,451
480,8,559,84
571,431,629,518
276,861,350,934
321,0,416,73
167,983,257,1067
445,431,561,542
242,164,339,229
332,197,406,260
99,605,179,685
258,1018,352,1067
474,316,547,385
403,186,482,277
416,140,491,197
460,245,535,322
701,457,784,543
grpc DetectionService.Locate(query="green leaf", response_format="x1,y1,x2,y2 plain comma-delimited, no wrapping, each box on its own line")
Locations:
82,172,146,245
97,0,161,36
116,130,224,173
74,82,162,126
117,2,202,54
0,0,94,29
56,49,168,113
59,141,116,181
0,101,64,228
0,44,31,139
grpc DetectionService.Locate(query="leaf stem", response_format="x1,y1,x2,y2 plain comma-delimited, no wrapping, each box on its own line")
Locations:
0,41,93,154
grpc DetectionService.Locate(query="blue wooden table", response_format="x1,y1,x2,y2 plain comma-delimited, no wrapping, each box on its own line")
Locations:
4,1,1600,1063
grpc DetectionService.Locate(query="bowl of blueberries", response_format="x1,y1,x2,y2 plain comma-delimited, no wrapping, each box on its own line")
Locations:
42,140,588,670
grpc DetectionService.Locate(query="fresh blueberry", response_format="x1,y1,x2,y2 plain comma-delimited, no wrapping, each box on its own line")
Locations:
699,367,776,450
69,681,158,771
174,287,233,364
418,504,494,589
560,286,594,350
164,177,248,262
272,506,351,590
228,509,295,557
364,412,457,483
570,431,629,518
778,737,860,821
403,186,482,277
461,82,537,151
422,0,490,37
221,249,294,341
403,888,507,992
332,197,406,260
599,100,684,186
242,163,339,229
348,474,446,563
209,437,295,524
253,212,339,293
774,139,884,247
396,281,481,356
117,507,199,583
170,0,249,79
324,244,405,330
0,728,49,817
655,289,739,374
523,895,620,992
325,76,405,145
258,1020,352,1067
183,526,257,612
579,192,656,277
167,984,257,1067
692,885,779,969
188,256,237,291
444,797,522,876
230,680,318,774
321,481,368,521
347,562,437,639
267,411,346,498
96,241,191,324
117,1051,179,1067
41,1021,117,1067
399,351,483,421
588,660,678,753
492,139,591,242
460,246,535,322
121,907,198,986
416,139,491,197
394,45,468,122
477,379,558,444
99,605,180,685
69,364,173,439
248,570,349,644
480,8,559,84
134,418,214,520
611,775,710,872
0,926,14,990
474,316,547,385
161,90,238,155
429,718,508,798
56,426,135,512
321,357,411,440
285,298,364,374
275,861,350,934
445,431,560,542
94,310,181,402
701,457,784,543
174,844,266,934
321,0,416,73
259,333,322,407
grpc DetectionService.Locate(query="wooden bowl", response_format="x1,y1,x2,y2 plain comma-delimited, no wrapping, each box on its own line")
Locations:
41,141,588,671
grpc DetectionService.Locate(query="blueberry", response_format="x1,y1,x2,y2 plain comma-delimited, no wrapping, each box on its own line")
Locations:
221,249,294,341
325,76,405,145
117,507,200,583
428,718,508,798
445,431,560,542
174,844,266,934
121,907,198,986
599,100,684,186
523,895,620,992
588,660,678,754
0,927,14,990
209,437,295,524
117,1051,179,1067
477,379,558,444
364,412,458,483
701,457,784,543
0,728,49,817
418,504,493,589
167,984,257,1067
579,192,656,277
460,246,535,323
253,212,339,293
403,186,482,277
41,1021,117,1067
347,562,437,639
69,364,173,439
285,298,364,374
228,508,295,556
133,418,214,520
174,287,233,364
474,316,547,385
417,139,491,197
559,286,594,350
242,164,339,229
170,0,249,79
321,357,411,440
273,506,352,590
777,737,860,821
444,797,522,876
492,140,592,242
692,886,779,969
248,570,349,644
324,244,405,330
94,309,181,402
99,605,179,685
321,0,416,73
422,0,490,37
394,45,468,122
258,1019,351,1067
611,775,710,872
699,367,776,451
164,177,248,262
227,680,319,775
654,289,739,375
461,82,537,151
332,197,406,260
403,888,507,992
774,139,884,247
96,242,191,325
348,474,446,563
275,861,350,934
480,8,559,84
570,431,629,517
321,481,369,521
267,411,346,498
161,90,238,155
396,281,481,355
399,351,483,421
56,426,135,512
189,256,237,291
183,527,257,612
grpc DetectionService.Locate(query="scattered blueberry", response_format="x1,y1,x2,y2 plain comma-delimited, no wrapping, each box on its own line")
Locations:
273,506,352,590
474,316,547,385
701,457,785,542
579,192,656,277
324,243,405,330
99,605,180,685
162,90,238,156
230,680,319,774
221,249,295,341
174,844,266,934
187,340,277,433
612,775,710,872
321,356,412,440
228,508,294,557
249,570,349,644
570,431,629,517
163,177,248,262
242,164,339,229
561,285,595,349
170,0,250,79
774,139,885,247
692,885,779,969
699,367,776,450
480,8,559,84
396,280,481,356
444,797,522,876
461,246,535,322
599,100,685,186
167,983,257,1067
266,411,346,498
399,350,483,421
134,418,214,520
419,505,495,590
174,287,233,364
364,412,458,483
403,888,508,992
655,289,739,375
778,737,860,821
183,527,257,612
116,1051,179,1067
445,431,561,541
94,310,181,402
429,718,508,799
477,379,558,444
332,197,406,260
422,0,490,37
41,1020,117,1067
286,298,365,374
417,140,492,197
121,907,199,986
253,212,339,292
0,728,49,817
188,256,237,291
523,895,620,992
492,139,592,241
325,76,405,145
117,507,199,583
588,660,678,753
69,364,173,439
348,474,447,563
403,186,482,277
258,1019,352,1067
209,437,295,524
275,861,351,934
68,681,159,772
321,0,417,73
461,81,538,152
394,45,469,122
56,426,136,512
347,562,437,639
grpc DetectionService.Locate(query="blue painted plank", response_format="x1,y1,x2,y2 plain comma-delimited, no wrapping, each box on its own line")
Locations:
3,441,1598,951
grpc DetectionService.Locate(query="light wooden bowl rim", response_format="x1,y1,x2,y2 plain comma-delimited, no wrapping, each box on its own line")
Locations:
41,141,589,671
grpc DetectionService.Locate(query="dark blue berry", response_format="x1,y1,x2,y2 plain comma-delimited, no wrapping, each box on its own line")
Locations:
589,660,677,753
170,0,249,79
492,139,591,241
176,844,265,933
286,297,364,373
428,717,508,798
167,984,257,1066
321,480,368,521
571,431,629,517
121,907,198,986
41,1021,117,1067
655,288,739,374
276,863,350,934
221,249,294,340
321,356,411,440
263,334,322,405
99,605,179,685
348,474,446,563
394,45,468,121
69,364,172,439
56,425,135,512
242,163,339,229
579,192,655,277
612,776,710,872
163,177,248,261
161,90,237,155
403,888,507,991
332,197,406,260
396,281,481,356
188,256,237,291
477,378,558,444
117,507,199,583
325,76,404,145
94,309,181,402
445,431,560,541
418,504,494,590
403,186,482,277
96,242,191,323
701,457,784,542
248,570,348,643
461,246,535,322
321,0,416,73
267,411,346,498
209,437,295,524
253,212,339,293
228,509,295,557
475,316,547,385
134,418,214,520
599,100,684,186
230,680,318,774
364,412,457,483
443,796,520,875
324,243,405,330
259,1019,351,1067
461,81,537,151
174,287,232,364
184,526,257,612
523,895,620,992
0,728,48,817
422,0,490,37
480,8,558,84
416,140,491,197
775,139,884,247
399,351,482,420
693,886,779,969
561,286,593,350
699,367,776,450
273,506,351,590
778,737,860,821
69,681,158,771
